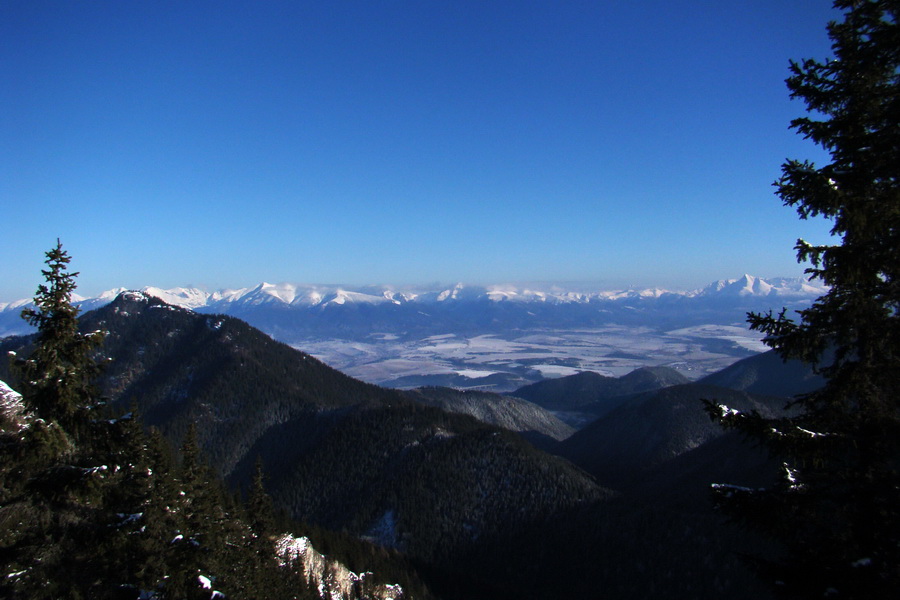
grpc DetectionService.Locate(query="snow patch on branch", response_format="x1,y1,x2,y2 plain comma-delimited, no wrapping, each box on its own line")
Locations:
710,482,762,499
711,483,756,493
718,404,742,417
783,463,805,490
796,426,828,438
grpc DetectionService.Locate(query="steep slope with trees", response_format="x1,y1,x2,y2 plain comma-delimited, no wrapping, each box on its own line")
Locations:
400,386,575,443
514,366,689,414
699,349,825,397
245,403,603,563
512,366,691,429
560,383,788,489
3,290,400,477
3,245,831,600
1,282,613,598
0,242,321,599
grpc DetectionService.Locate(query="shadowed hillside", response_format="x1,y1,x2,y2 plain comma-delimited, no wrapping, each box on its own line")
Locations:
0,291,796,599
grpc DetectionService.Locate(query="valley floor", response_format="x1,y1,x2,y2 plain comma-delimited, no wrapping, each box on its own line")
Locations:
291,324,767,392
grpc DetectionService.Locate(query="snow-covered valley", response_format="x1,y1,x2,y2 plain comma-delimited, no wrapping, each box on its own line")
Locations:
293,324,768,392
0,274,825,391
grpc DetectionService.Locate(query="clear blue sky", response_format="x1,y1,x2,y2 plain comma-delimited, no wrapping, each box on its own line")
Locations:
1,1,838,300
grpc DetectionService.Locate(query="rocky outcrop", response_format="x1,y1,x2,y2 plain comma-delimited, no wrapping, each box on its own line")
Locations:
275,534,404,600
0,379,26,431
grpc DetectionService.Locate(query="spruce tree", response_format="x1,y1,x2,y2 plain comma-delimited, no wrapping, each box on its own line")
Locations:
18,239,104,440
1,241,140,599
707,1,899,598
248,455,276,538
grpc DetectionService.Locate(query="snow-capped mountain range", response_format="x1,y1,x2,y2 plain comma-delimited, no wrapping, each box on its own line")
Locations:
189,274,823,308
0,275,829,390
0,274,826,339
3,274,820,312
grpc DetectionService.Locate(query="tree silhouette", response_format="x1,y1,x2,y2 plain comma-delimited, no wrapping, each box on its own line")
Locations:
707,1,900,598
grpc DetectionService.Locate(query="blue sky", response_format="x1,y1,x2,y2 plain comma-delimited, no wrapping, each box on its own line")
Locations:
1,1,838,300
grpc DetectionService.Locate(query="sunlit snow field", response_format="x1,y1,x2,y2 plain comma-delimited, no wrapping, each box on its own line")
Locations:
293,324,767,392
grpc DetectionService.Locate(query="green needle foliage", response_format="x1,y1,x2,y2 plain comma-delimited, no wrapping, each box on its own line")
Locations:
707,1,900,598
18,239,105,442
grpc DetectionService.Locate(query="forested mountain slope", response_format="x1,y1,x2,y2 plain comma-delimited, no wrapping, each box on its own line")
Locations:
558,383,788,489
400,386,575,443
514,366,690,415
0,291,612,597
698,348,825,397
3,291,397,474
0,373,428,600
0,290,794,599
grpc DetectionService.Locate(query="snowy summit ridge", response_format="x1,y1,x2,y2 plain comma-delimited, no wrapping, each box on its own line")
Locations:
694,274,823,299
80,275,827,310
0,275,828,339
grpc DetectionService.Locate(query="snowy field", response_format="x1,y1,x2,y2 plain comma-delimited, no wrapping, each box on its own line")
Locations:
292,324,767,392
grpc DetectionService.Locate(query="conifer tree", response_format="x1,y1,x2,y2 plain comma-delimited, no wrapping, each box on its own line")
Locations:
1,241,141,599
18,239,104,440
178,422,223,541
248,455,276,537
707,1,899,598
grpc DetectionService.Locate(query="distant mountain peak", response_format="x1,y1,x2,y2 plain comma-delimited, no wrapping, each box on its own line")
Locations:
2,274,826,311
0,275,829,339
0,379,26,432
436,283,467,302
694,274,822,299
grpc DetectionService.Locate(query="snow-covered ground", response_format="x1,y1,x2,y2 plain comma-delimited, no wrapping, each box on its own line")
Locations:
293,324,767,392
